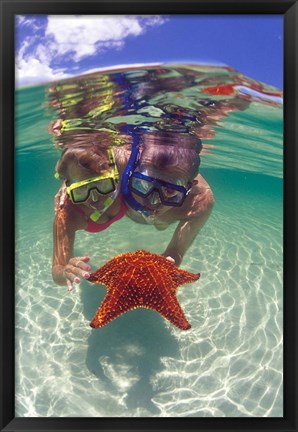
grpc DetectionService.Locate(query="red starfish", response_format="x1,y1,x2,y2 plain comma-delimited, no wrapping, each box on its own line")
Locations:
88,250,200,330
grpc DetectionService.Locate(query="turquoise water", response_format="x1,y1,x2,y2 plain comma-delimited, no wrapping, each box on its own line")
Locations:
15,65,283,417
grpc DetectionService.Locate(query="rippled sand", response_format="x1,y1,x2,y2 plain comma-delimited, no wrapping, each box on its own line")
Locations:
15,169,283,417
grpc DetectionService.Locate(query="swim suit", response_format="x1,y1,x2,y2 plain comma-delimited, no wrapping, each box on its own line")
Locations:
71,198,127,233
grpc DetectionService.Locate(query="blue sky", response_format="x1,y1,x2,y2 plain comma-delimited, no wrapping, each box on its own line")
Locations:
15,15,283,89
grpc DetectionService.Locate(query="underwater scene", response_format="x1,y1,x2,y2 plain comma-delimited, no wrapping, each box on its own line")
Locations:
15,64,283,417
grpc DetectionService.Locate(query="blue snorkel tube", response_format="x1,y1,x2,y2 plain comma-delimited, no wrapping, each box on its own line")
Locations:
121,127,151,216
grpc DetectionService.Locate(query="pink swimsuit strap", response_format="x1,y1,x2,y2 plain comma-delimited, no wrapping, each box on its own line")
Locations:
72,198,127,233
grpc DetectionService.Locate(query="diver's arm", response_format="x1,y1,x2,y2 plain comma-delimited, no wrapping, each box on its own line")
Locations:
54,181,67,213
52,206,76,285
52,206,90,288
162,188,214,266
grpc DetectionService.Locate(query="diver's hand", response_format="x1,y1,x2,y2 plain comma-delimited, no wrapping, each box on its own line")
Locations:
162,250,181,266
165,256,175,264
54,182,67,214
64,256,91,291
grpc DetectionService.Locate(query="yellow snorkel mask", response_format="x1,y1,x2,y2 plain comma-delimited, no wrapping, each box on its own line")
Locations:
55,149,120,221
66,171,119,204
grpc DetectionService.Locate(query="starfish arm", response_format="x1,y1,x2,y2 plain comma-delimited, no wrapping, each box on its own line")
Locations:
90,268,140,328
88,251,142,284
169,269,200,289
90,292,130,328
88,260,117,284
153,296,192,330
139,271,192,330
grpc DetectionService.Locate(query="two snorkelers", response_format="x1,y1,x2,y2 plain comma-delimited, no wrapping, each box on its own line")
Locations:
51,127,214,291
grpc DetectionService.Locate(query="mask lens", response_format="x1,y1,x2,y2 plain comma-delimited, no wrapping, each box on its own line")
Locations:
130,177,154,197
160,186,185,204
94,178,115,194
72,184,89,202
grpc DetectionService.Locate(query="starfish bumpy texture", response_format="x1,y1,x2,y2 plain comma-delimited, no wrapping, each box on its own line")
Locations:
88,249,200,330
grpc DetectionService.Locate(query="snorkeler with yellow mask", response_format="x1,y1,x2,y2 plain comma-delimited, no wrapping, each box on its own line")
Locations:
52,146,126,291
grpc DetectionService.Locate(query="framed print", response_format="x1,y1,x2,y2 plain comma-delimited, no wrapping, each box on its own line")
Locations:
1,0,297,431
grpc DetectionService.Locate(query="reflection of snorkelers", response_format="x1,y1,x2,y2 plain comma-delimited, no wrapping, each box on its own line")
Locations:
52,145,126,291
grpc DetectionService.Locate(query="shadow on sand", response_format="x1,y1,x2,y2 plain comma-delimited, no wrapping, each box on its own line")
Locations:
80,280,179,414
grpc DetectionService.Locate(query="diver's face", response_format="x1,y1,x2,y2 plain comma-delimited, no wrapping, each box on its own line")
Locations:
66,162,116,211
131,164,191,215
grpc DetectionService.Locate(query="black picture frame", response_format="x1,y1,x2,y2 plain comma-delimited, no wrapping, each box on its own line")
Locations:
1,1,297,431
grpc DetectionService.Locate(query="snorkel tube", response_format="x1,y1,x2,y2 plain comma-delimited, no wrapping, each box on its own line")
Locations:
89,185,121,222
121,127,151,217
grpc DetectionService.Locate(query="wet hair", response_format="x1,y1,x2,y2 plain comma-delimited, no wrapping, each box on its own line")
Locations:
139,132,201,179
56,146,112,180
52,129,131,179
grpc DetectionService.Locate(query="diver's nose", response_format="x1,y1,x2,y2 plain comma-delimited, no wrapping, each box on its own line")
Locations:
89,189,100,202
146,190,161,206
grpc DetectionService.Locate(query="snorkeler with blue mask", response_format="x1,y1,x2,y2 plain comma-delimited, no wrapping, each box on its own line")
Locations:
119,131,215,265
121,130,193,220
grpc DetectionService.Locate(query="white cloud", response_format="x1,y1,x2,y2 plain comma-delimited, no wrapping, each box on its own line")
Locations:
15,15,167,87
45,15,161,61
15,56,71,87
